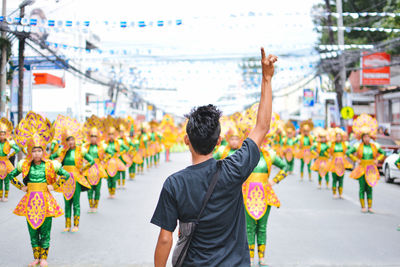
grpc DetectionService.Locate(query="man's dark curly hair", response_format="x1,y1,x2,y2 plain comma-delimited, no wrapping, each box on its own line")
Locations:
185,104,222,155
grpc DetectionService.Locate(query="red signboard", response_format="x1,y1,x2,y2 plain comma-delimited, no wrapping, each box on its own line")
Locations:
361,52,390,85
33,73,65,88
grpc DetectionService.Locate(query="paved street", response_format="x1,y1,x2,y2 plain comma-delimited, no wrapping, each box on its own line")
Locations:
1,151,400,266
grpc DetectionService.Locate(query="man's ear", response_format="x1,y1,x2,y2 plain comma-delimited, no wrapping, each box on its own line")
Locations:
216,136,222,146
184,135,190,146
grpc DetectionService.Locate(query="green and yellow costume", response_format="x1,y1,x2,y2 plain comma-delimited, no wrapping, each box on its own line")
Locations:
129,136,142,179
104,138,127,196
328,128,353,197
295,119,315,180
347,141,384,209
0,117,20,200
8,111,70,262
51,115,93,230
84,143,107,208
51,144,94,229
243,148,287,263
281,121,296,173
346,114,385,210
82,115,108,211
311,131,331,187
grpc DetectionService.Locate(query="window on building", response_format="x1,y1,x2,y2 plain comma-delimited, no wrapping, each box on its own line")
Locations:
392,98,400,124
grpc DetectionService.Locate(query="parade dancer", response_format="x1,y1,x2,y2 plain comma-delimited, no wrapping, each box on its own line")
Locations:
51,117,94,232
129,134,142,179
0,117,20,202
103,116,126,198
160,114,177,162
148,121,158,168
281,121,296,174
137,127,149,173
116,119,131,189
7,111,70,267
346,114,385,213
126,116,141,179
311,129,331,189
83,115,108,213
295,119,315,181
272,125,284,158
242,113,288,267
213,122,242,160
329,128,353,198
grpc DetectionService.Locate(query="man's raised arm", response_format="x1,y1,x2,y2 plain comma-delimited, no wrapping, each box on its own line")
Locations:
248,48,278,147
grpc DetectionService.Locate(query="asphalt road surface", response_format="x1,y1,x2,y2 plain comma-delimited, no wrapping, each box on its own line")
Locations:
1,152,400,266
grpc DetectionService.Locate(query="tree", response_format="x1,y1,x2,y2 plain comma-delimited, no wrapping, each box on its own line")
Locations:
312,0,399,126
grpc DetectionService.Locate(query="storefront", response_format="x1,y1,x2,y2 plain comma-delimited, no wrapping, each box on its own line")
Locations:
375,89,400,140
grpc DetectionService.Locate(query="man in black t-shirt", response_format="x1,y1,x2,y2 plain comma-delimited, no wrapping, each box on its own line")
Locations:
151,48,278,267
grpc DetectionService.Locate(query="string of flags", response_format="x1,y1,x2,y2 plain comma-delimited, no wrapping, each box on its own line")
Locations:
3,11,400,28
325,12,400,18
317,25,400,33
0,16,183,28
42,40,318,57
318,44,374,51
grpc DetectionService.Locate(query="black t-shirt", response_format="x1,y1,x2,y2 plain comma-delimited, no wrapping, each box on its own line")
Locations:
151,138,260,267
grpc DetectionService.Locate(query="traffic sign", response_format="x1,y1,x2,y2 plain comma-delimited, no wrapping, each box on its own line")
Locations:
341,107,354,120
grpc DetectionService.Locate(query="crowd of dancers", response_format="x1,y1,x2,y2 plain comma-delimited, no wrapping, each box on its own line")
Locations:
0,112,185,267
0,107,398,267
212,105,394,266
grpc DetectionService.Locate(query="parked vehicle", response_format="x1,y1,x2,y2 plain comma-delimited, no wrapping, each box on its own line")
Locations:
375,135,400,170
382,154,400,183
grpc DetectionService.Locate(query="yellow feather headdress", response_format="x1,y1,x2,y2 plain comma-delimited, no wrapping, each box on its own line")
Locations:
352,113,378,139
0,117,13,138
83,115,104,143
104,115,119,139
14,111,53,160
52,115,83,147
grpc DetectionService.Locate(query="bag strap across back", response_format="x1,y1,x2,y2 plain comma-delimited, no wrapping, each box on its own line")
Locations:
196,160,222,223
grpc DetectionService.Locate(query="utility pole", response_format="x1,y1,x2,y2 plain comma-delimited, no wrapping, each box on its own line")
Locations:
0,0,6,117
18,4,25,123
336,0,346,127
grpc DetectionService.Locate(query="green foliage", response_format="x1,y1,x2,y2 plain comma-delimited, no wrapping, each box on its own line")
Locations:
313,0,400,52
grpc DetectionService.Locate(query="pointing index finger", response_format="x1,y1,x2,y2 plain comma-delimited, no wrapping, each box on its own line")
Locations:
261,47,266,60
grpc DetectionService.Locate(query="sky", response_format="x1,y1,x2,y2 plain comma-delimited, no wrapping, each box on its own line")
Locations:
9,0,322,116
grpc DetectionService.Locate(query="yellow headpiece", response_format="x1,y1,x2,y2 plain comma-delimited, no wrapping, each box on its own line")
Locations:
52,115,83,148
352,113,378,140
220,117,239,140
159,114,173,126
330,127,346,142
284,121,296,135
15,111,53,160
0,117,13,138
149,120,159,130
300,119,314,133
83,115,104,143
126,115,137,135
104,116,118,139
